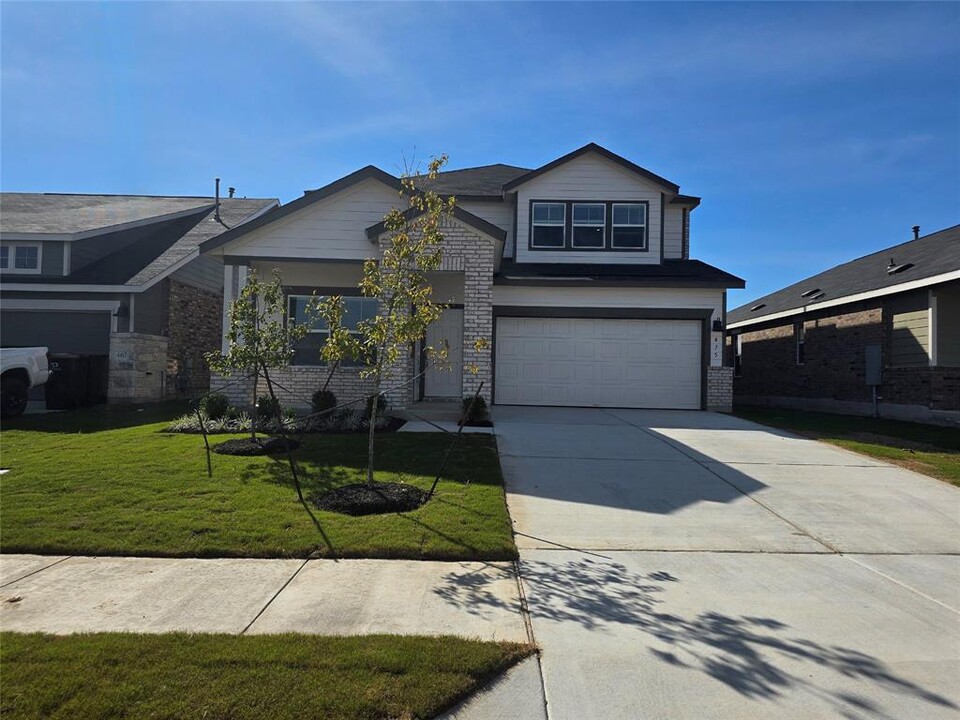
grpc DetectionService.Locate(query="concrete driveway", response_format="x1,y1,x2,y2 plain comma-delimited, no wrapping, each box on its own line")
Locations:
491,406,960,719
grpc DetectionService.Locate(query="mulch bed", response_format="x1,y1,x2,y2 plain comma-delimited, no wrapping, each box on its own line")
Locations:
313,482,429,516
212,437,302,456
460,419,494,428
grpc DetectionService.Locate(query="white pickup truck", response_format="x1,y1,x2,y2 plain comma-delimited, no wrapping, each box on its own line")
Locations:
1,347,51,418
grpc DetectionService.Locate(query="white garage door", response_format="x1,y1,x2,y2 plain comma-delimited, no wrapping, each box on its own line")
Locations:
495,317,702,409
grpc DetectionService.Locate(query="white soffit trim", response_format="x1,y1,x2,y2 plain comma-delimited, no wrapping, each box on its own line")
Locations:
1,299,121,313
727,269,960,330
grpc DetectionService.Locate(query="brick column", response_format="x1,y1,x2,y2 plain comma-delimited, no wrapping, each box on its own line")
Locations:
706,366,734,412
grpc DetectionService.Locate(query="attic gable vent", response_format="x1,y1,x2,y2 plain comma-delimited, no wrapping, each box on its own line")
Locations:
800,288,821,298
750,303,766,312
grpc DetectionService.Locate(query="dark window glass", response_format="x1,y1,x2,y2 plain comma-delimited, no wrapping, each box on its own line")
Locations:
14,245,38,269
611,227,646,248
572,226,604,247
288,295,377,366
532,225,565,248
0,246,8,268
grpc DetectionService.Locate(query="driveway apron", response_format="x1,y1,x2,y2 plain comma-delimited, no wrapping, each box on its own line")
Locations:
495,406,960,720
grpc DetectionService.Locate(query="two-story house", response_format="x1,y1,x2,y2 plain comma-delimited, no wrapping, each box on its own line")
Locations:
200,143,745,412
0,192,278,404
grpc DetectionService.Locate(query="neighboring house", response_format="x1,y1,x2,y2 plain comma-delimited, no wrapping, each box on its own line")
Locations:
0,193,278,402
200,143,744,412
727,224,960,424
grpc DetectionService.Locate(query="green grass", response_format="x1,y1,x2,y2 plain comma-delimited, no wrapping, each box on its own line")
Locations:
0,403,517,559
0,632,533,720
735,405,960,486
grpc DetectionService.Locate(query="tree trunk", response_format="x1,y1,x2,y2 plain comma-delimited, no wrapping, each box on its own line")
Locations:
261,362,304,503
366,376,380,486
250,370,259,442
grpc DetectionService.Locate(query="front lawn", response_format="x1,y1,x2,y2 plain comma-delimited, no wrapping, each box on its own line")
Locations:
0,632,532,720
735,405,960,486
0,405,516,559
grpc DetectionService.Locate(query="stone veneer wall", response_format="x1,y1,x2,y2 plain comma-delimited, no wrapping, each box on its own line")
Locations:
109,333,169,402
706,366,733,412
166,280,223,395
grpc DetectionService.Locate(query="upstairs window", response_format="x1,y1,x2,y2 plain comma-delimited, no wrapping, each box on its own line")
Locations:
611,204,647,249
571,203,605,248
531,202,566,248
0,243,41,274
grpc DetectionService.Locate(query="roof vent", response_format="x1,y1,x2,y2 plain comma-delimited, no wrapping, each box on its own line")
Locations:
808,292,825,301
800,288,821,298
886,258,914,275
750,303,766,312
912,225,920,240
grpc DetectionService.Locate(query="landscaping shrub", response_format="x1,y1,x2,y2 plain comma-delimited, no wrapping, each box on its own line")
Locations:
199,393,230,421
312,388,337,415
256,394,282,419
461,395,489,424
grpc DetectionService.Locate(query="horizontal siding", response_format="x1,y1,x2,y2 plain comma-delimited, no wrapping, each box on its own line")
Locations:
171,255,223,294
226,179,400,260
494,285,722,317
249,260,365,288
515,153,664,265
459,200,513,257
936,288,960,366
891,308,930,366
663,206,683,259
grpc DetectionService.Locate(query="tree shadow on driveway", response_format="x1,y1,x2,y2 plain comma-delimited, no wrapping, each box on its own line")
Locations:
433,557,957,718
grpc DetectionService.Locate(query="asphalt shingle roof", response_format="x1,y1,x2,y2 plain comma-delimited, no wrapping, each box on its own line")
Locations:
728,224,960,326
424,164,530,197
0,194,215,235
497,259,744,288
1,194,276,286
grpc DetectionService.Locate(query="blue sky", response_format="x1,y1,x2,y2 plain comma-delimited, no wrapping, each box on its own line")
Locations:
2,2,957,307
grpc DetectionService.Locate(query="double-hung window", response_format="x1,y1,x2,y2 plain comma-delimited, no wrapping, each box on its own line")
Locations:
1,243,41,273
288,294,378,366
531,202,566,248
571,203,605,248
795,322,805,365
611,204,647,249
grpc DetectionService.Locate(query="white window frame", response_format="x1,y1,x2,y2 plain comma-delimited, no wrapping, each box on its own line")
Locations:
571,203,606,249
287,294,378,366
1,242,43,274
610,203,648,250
531,202,566,249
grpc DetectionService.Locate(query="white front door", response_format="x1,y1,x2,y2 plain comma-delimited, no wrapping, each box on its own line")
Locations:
424,308,464,398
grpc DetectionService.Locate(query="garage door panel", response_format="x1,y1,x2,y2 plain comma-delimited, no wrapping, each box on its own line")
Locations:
495,317,702,409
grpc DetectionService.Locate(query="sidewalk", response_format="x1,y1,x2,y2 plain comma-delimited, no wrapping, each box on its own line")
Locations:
0,554,526,640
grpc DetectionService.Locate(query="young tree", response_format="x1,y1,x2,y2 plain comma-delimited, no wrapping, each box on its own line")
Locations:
205,271,311,498
318,155,455,486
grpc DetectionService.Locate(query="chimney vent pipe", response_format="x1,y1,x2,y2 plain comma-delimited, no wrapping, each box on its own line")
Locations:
214,178,221,222
228,187,236,199
912,225,920,240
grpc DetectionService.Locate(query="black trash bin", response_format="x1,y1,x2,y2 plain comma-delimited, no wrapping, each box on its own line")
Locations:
45,354,109,409
45,354,85,410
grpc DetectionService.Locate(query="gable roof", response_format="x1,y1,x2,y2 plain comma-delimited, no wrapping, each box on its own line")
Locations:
1,194,277,288
200,165,400,254
0,193,215,238
728,224,960,328
423,164,529,198
365,205,507,243
502,143,681,194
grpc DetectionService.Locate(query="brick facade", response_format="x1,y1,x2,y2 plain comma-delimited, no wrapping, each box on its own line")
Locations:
166,280,223,395
730,298,960,416
706,366,733,412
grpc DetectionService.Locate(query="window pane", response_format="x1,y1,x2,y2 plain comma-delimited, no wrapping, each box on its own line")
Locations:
611,226,646,248
572,226,604,248
613,204,645,226
0,246,8,268
573,203,604,225
288,295,327,332
14,246,38,269
532,225,565,248
533,203,564,225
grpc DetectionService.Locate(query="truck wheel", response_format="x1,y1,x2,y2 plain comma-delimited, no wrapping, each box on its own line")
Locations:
1,377,28,418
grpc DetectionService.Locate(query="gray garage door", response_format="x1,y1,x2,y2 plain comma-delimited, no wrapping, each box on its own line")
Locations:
495,317,703,409
1,310,112,354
